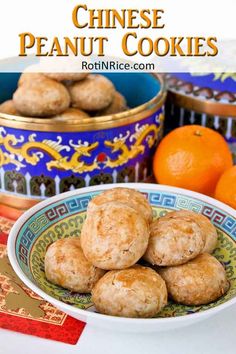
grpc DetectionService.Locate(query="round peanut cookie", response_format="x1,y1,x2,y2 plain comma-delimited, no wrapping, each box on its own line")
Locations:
0,100,20,116
44,237,105,293
68,74,115,111
18,72,46,87
159,253,229,305
92,265,167,318
165,210,218,254
96,91,127,116
44,73,88,82
143,211,205,266
53,108,89,121
87,187,153,224
81,201,150,270
13,79,70,117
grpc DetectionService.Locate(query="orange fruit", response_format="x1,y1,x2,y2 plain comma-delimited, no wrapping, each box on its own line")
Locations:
215,166,236,209
153,125,233,196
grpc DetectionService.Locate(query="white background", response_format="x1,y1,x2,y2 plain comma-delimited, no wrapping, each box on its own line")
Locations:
0,0,236,72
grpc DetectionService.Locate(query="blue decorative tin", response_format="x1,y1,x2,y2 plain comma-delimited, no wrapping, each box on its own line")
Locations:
0,73,166,209
164,73,236,163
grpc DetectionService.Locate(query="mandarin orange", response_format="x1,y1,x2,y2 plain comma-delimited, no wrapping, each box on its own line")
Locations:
153,125,233,195
215,166,236,209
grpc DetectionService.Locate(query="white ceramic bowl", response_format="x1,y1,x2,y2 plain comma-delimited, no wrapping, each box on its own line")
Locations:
7,183,236,332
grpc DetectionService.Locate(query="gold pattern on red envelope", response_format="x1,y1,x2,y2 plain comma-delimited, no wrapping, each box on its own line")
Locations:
0,241,67,325
0,216,14,234
0,229,85,344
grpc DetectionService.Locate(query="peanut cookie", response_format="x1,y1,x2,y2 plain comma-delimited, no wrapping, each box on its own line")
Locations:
13,79,70,117
44,73,88,82
92,265,167,318
159,253,229,305
165,210,218,254
87,187,153,224
0,100,20,115
144,211,206,266
45,237,105,293
53,108,89,121
96,91,127,116
81,202,150,270
68,74,115,111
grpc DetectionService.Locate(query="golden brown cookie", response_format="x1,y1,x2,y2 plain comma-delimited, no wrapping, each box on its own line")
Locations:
81,202,150,270
44,237,105,293
68,74,115,111
92,265,167,318
159,253,229,305
87,187,153,224
52,108,89,121
13,79,70,117
96,91,127,116
143,212,205,266
165,210,218,254
0,100,20,115
44,73,88,82
18,68,47,86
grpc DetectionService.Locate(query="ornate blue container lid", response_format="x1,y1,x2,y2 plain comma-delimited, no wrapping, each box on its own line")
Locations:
165,73,236,117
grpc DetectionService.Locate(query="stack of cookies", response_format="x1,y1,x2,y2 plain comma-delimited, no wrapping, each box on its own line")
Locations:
0,71,128,119
44,187,230,318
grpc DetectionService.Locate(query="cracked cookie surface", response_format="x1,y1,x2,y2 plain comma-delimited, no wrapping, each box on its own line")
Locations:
159,253,229,305
68,74,115,111
13,78,71,117
92,265,167,318
45,237,105,293
81,201,150,270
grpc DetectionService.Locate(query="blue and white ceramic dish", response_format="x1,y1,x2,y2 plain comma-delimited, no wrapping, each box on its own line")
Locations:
8,183,236,332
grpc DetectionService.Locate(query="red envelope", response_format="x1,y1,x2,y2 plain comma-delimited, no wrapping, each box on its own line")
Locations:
0,207,85,345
